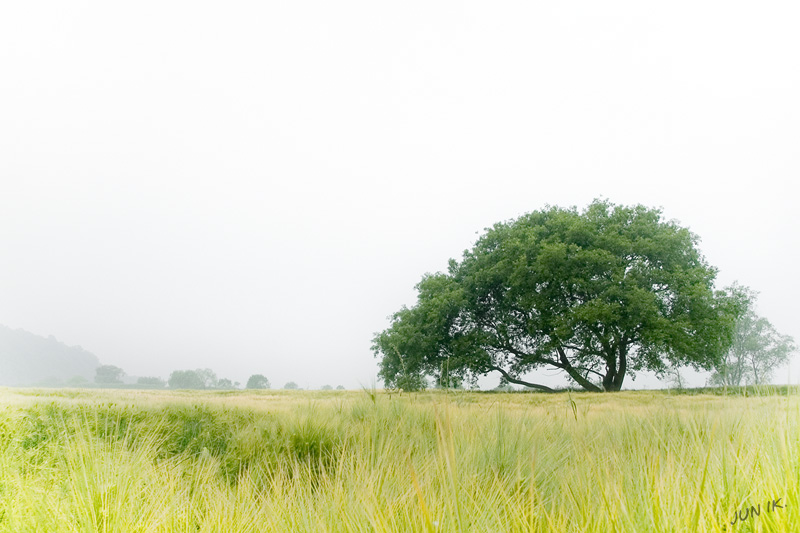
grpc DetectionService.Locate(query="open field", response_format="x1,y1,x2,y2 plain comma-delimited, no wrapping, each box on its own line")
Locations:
0,387,797,532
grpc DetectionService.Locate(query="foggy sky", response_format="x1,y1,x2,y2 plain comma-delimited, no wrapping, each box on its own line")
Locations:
2,1,798,389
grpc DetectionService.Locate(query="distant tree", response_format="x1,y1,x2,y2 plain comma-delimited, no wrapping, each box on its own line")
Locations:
246,374,271,389
195,368,218,388
663,367,685,390
284,381,299,390
215,378,235,389
711,285,796,386
168,369,206,389
320,384,333,390
335,385,345,390
137,376,166,388
167,368,228,389
95,364,125,385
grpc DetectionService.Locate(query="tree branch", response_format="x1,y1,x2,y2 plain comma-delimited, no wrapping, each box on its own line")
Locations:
487,365,556,392
556,347,603,392
573,366,604,378
562,344,604,357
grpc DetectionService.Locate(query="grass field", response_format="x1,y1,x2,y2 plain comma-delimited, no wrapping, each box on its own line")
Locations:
0,387,797,532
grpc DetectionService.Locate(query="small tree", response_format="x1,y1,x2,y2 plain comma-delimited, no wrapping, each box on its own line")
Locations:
195,368,218,389
95,365,125,385
168,369,205,389
215,378,236,389
662,367,685,390
711,285,796,386
320,384,333,390
335,385,345,390
246,374,271,389
284,381,299,390
168,368,225,389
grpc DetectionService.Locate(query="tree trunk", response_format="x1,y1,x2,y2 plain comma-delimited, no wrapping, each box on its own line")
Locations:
610,346,627,391
751,357,760,385
602,369,616,391
556,347,603,392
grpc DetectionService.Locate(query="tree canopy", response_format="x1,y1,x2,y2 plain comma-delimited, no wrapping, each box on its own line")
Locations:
168,369,205,389
246,374,271,389
373,200,741,392
137,376,166,388
95,364,125,385
167,368,226,389
710,284,796,386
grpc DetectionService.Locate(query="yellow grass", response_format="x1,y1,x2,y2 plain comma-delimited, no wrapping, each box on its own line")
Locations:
0,387,797,532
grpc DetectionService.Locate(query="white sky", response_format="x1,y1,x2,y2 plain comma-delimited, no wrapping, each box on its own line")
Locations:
1,0,798,390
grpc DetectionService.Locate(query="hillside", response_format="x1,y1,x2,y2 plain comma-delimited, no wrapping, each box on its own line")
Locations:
0,325,100,386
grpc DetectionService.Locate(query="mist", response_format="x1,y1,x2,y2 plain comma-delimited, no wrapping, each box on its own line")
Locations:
1,0,798,390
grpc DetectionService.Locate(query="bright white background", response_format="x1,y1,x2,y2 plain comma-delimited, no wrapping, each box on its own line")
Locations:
1,1,798,389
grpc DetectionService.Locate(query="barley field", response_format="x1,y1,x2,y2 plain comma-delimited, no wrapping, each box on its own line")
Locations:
0,387,797,532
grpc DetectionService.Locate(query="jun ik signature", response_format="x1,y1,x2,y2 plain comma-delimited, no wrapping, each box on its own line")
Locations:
730,497,785,526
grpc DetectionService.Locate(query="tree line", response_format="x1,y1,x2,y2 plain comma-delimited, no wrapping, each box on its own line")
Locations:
92,366,344,391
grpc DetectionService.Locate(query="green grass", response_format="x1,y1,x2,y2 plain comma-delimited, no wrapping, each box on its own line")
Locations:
0,387,797,532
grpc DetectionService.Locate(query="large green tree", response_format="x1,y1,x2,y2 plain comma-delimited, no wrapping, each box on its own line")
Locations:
710,284,796,386
373,200,741,392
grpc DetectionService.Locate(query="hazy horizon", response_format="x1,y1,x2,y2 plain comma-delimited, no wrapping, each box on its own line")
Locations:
2,0,798,390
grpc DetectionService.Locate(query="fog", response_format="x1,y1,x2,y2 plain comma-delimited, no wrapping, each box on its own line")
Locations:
1,1,798,389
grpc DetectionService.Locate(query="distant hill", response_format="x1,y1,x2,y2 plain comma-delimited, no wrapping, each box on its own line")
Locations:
0,325,100,386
